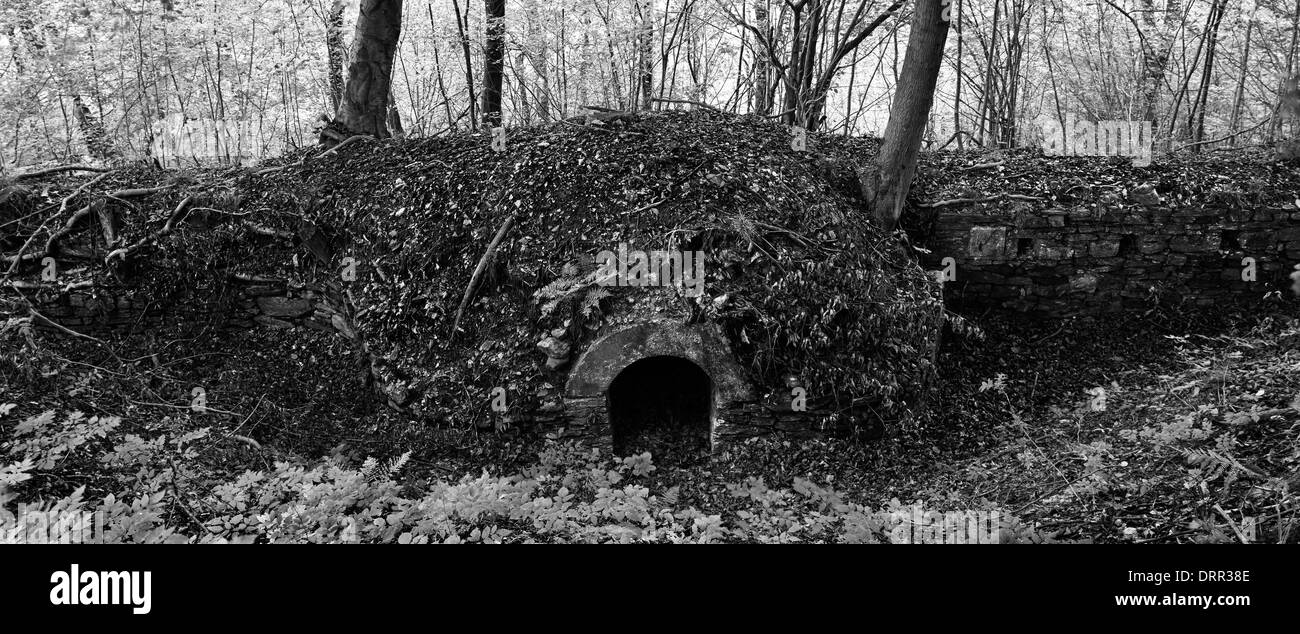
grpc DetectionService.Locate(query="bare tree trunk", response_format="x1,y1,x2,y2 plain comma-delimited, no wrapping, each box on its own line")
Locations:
1167,7,1210,141
1188,0,1226,150
514,49,531,123
326,0,349,113
1138,0,1170,125
450,0,478,126
387,88,406,137
976,0,1001,145
771,0,903,130
1229,10,1254,141
578,27,592,109
428,3,456,131
953,0,963,148
482,0,506,128
752,0,770,114
332,0,403,139
524,3,552,120
596,3,625,110
631,0,655,109
795,0,824,127
780,1,809,126
861,0,949,231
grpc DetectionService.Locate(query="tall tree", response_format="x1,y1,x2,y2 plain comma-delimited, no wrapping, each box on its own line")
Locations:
1269,0,1300,142
450,0,479,127
751,0,772,114
326,0,350,113
860,0,949,230
482,0,506,127
1228,7,1255,141
729,0,903,130
634,0,654,110
1187,0,1226,149
1137,0,1181,125
331,0,404,140
1103,0,1183,135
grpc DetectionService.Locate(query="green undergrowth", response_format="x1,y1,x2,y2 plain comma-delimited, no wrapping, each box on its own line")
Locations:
1,408,1043,544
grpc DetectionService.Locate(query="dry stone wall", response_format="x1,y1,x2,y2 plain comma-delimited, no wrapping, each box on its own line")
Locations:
917,197,1300,316
17,278,346,339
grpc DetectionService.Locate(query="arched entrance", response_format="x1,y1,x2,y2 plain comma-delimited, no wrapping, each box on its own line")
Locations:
563,321,756,453
607,355,713,455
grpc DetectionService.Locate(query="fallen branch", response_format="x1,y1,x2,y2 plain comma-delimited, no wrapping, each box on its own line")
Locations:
256,134,374,175
559,118,644,136
1,214,58,276
0,279,89,293
936,130,979,151
106,196,194,264
1175,119,1269,151
59,172,109,214
125,398,242,418
651,97,721,112
316,134,371,158
916,193,1043,208
230,273,287,284
1012,470,1096,515
0,178,141,275
452,214,517,337
241,220,295,239
1,202,97,268
960,159,1006,171
190,206,251,218
1213,504,1253,544
14,165,111,180
1134,529,1201,544
105,186,170,199
630,196,668,214
762,108,797,120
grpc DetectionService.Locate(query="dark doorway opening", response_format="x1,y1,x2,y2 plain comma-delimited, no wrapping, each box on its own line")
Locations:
608,356,712,459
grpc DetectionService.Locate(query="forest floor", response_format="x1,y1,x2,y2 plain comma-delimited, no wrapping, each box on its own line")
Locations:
3,113,1298,542
3,300,1296,543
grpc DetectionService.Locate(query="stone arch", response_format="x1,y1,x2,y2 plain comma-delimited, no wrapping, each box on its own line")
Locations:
566,322,752,402
564,322,754,448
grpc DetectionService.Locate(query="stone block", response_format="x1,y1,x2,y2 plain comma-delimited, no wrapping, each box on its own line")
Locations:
256,296,312,318
967,226,1009,259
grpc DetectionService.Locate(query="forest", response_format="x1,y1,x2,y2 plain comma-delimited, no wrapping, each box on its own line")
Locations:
2,0,1300,546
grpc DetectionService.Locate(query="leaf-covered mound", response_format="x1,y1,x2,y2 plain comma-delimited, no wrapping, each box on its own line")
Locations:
238,110,945,429
908,145,1300,225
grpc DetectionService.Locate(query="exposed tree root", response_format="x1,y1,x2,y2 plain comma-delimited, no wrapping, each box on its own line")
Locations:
255,134,374,175
105,195,193,264
13,165,111,180
451,213,516,338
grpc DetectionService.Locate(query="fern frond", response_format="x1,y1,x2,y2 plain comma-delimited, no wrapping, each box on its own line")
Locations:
361,451,413,483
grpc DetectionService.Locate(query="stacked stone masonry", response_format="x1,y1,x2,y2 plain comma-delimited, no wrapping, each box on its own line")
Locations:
918,201,1300,316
